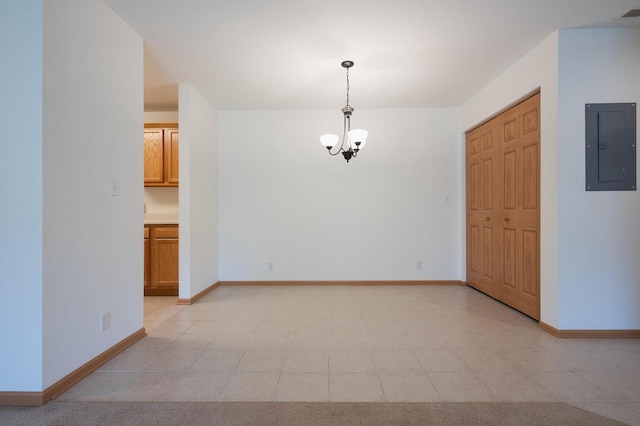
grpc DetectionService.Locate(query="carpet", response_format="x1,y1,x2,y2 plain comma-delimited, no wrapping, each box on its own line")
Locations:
0,401,624,425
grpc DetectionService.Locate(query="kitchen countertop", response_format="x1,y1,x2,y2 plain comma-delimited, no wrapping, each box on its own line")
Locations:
144,214,179,225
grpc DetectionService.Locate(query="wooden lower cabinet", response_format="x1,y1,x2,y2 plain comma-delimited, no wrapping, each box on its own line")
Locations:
144,224,179,296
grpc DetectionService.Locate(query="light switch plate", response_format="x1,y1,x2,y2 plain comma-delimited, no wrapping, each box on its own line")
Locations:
100,311,110,332
109,179,120,196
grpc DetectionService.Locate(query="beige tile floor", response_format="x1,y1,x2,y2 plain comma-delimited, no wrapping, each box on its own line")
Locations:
59,285,640,425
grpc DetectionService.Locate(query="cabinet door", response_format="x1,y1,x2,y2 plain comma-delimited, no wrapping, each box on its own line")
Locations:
144,129,164,184
144,227,149,288
165,129,179,184
152,226,179,290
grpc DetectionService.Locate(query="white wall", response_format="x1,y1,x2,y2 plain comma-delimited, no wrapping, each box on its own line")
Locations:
218,108,461,281
460,32,560,327
0,0,44,392
556,28,640,329
42,0,143,388
144,187,179,216
144,111,178,123
179,84,219,297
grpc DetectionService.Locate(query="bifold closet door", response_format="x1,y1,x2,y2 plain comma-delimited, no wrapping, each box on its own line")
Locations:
496,93,540,320
466,119,500,298
466,93,540,320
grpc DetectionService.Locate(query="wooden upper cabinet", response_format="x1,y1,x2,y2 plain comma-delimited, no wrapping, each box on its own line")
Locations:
144,129,164,184
165,129,179,184
144,124,179,187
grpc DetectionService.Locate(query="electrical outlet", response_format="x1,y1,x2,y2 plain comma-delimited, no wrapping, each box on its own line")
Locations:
100,311,111,332
416,260,423,271
268,262,275,272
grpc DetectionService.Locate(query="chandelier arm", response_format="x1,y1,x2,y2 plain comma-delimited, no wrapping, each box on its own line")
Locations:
325,114,349,156
342,114,349,151
329,119,346,157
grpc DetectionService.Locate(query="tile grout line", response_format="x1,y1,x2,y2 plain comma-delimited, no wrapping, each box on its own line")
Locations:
327,346,332,402
412,348,446,402
215,353,240,401
271,328,293,402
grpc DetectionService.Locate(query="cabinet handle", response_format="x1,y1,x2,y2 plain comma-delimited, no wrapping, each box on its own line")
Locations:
485,217,490,222
503,217,510,222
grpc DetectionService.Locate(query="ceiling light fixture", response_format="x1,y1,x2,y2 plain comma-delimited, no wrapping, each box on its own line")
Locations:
320,60,368,162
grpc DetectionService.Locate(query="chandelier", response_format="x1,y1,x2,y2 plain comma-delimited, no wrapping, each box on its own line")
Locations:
320,60,368,162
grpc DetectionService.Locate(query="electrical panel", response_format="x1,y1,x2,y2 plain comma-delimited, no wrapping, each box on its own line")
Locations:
585,103,636,191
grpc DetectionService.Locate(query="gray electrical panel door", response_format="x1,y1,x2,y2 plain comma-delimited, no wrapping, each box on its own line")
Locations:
586,103,636,191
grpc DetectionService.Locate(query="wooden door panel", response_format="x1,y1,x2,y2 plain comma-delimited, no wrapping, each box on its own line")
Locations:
501,227,539,318
470,225,480,274
523,107,538,135
482,130,494,151
469,135,481,156
522,229,538,297
502,228,516,288
502,118,517,143
482,158,493,210
523,144,538,209
503,150,517,210
470,162,480,211
482,226,494,279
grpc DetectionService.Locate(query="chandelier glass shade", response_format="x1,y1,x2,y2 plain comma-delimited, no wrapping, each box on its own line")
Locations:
320,61,368,162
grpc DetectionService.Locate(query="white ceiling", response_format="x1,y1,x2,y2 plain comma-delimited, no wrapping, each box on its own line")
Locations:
103,0,640,111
